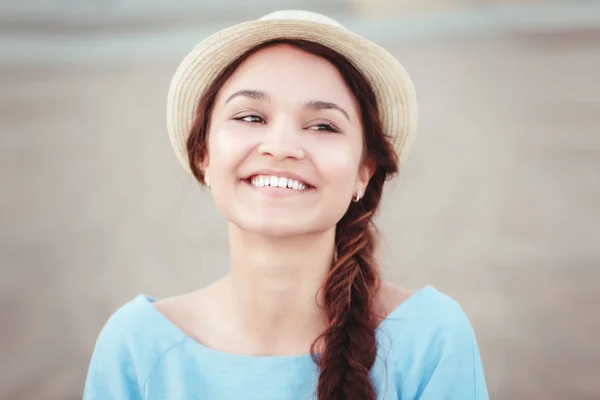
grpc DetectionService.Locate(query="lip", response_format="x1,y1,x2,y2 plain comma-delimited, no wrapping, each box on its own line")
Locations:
240,169,315,188
241,179,313,197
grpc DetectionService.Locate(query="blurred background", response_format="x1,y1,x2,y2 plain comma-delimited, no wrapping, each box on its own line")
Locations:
1,0,599,399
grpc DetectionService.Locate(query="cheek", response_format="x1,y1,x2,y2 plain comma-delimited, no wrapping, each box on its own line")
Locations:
207,127,252,180
312,141,361,194
206,127,252,219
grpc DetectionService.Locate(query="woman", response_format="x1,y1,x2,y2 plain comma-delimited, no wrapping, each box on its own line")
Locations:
84,10,488,400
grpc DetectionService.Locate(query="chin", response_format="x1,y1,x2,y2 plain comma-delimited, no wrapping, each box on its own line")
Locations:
223,203,345,239
236,219,315,238
229,210,334,238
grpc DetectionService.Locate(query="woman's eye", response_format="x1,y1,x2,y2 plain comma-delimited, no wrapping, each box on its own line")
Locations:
235,115,264,124
309,123,339,133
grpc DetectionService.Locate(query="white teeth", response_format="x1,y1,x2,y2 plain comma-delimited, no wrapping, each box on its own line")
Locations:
249,175,308,191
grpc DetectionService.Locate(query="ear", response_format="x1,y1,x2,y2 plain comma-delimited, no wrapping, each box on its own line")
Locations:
200,150,211,174
355,159,375,194
201,156,211,188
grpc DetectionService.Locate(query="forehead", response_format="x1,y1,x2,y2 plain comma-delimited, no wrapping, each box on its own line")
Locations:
218,44,359,113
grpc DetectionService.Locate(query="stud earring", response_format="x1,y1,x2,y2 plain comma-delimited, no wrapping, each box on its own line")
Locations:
204,173,210,188
353,189,362,202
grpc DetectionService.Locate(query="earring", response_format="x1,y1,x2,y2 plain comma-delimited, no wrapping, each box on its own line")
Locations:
204,172,210,188
353,189,362,202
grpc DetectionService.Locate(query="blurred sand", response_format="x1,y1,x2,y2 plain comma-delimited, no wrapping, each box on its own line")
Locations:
1,12,599,400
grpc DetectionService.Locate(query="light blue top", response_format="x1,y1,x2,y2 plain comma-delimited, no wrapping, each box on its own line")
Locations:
84,286,489,399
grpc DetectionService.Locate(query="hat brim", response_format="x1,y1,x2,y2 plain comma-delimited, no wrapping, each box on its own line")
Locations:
167,19,417,175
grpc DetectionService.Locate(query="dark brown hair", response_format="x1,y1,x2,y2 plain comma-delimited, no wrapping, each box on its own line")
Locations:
187,39,399,400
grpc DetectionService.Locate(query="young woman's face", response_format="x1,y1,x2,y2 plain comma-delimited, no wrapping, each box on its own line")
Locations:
205,43,370,237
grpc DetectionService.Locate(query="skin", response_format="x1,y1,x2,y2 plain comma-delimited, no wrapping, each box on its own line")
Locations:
155,44,413,356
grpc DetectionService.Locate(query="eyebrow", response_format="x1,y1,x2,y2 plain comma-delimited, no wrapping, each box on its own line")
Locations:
224,89,350,122
225,89,270,104
303,100,350,121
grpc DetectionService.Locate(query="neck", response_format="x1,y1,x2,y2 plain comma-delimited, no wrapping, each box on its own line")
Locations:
223,223,335,354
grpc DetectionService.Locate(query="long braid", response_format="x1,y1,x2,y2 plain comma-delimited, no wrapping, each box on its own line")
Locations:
311,169,387,400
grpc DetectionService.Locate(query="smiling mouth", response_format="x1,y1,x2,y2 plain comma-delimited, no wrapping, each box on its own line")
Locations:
244,175,314,191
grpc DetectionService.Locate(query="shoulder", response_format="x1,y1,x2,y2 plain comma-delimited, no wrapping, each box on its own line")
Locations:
378,284,481,366
88,294,188,382
380,284,477,340
384,285,479,355
378,285,489,399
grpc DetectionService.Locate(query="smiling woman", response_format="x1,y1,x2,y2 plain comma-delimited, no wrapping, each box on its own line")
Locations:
191,40,371,238
83,10,489,400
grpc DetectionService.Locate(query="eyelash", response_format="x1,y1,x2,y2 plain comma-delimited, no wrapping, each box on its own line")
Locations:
235,115,264,124
234,115,340,133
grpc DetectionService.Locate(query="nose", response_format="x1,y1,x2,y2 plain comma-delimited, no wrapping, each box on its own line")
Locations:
257,122,304,160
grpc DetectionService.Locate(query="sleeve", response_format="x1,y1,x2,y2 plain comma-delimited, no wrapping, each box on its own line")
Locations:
83,310,144,400
413,312,489,400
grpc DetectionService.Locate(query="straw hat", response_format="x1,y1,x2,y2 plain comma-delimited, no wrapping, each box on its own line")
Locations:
167,10,418,175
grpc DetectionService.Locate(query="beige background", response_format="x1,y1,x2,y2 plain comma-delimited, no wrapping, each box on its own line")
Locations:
351,0,555,15
1,1,599,399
